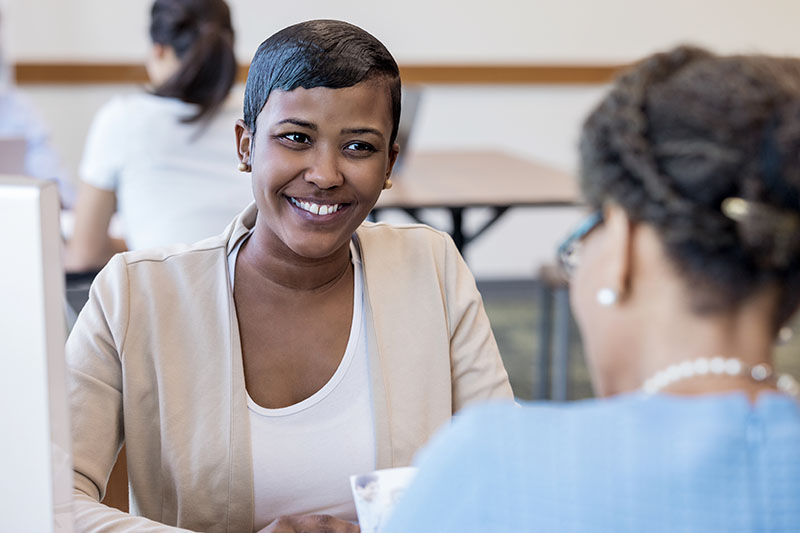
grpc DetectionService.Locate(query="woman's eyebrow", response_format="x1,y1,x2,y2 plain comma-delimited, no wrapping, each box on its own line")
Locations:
276,118,317,130
342,127,385,140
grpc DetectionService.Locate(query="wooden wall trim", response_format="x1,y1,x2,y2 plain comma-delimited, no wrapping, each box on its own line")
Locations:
398,64,623,84
14,62,625,85
15,63,151,84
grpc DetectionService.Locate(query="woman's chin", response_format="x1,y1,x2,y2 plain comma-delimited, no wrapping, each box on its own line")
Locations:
285,235,351,262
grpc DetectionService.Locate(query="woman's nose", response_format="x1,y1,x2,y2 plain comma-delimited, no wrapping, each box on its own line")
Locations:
304,147,343,189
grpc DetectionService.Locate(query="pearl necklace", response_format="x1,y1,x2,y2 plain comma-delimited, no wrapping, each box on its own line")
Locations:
642,357,800,398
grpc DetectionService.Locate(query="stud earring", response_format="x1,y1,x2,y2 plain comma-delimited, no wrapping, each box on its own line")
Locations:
238,162,250,172
778,326,794,345
383,178,393,190
596,287,618,307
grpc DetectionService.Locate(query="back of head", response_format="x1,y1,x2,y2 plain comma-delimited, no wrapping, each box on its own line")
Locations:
580,46,800,327
242,19,401,144
149,0,236,122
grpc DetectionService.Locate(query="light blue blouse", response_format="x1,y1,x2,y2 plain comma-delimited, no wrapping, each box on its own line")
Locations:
384,392,800,532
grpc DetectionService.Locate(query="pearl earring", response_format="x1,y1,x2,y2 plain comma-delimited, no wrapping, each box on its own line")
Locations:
238,162,250,172
383,178,393,190
596,287,618,306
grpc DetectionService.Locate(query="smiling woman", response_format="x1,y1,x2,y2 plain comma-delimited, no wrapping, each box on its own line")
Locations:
237,82,397,265
64,19,513,533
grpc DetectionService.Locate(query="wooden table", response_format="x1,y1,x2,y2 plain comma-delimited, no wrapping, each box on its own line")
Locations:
374,150,580,252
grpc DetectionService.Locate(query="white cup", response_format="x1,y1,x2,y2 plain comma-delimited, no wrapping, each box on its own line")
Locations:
350,466,418,532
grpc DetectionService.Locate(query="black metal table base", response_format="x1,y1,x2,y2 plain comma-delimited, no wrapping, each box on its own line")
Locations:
371,206,510,254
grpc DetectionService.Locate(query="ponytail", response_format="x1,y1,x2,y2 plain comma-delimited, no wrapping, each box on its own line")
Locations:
149,0,236,123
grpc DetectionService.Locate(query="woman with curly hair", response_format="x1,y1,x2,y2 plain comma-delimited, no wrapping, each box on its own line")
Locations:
385,46,800,532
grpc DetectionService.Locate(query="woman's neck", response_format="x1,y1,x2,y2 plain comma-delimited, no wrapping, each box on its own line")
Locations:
599,290,778,398
238,226,353,293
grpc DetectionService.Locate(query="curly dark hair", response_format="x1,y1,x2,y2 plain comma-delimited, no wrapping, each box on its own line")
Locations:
580,45,800,328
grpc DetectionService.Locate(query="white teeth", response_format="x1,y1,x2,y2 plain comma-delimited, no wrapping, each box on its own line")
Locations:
290,197,341,216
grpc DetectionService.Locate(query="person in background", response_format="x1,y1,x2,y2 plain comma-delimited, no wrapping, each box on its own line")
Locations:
66,19,513,532
384,46,800,532
64,0,251,272
0,10,72,206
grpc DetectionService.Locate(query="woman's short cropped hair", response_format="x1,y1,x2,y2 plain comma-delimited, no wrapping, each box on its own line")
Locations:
149,0,237,123
242,19,401,145
580,46,800,327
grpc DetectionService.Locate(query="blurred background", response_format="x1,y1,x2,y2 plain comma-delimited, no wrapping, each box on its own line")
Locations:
7,0,800,399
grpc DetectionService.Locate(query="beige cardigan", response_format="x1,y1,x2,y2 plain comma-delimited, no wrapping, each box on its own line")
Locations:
66,203,513,532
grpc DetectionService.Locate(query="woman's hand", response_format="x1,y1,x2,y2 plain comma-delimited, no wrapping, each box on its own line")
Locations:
258,514,360,533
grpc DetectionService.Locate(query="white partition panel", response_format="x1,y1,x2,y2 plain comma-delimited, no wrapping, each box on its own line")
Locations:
0,177,73,532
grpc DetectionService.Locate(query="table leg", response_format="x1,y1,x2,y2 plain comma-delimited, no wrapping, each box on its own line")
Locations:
450,208,465,251
535,280,553,400
550,286,572,401
372,205,510,256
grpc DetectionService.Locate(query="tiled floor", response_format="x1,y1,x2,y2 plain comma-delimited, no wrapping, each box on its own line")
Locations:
478,279,800,402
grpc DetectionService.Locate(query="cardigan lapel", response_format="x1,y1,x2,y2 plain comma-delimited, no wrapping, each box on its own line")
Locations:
223,210,255,532
352,231,394,470
363,283,395,470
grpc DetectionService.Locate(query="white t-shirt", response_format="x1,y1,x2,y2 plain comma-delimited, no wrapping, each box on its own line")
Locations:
228,237,375,529
79,92,253,249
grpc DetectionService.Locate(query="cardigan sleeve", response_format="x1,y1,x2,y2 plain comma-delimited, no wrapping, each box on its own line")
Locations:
65,254,195,532
442,234,514,411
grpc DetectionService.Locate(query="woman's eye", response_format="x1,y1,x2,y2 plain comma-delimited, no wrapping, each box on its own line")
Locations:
345,141,376,153
280,132,311,144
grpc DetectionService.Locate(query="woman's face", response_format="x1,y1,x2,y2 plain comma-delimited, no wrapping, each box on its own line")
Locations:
237,81,398,260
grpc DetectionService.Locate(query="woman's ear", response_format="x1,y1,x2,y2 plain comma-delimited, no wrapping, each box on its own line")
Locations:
151,43,168,60
386,142,400,177
602,204,634,301
146,43,181,88
234,119,252,168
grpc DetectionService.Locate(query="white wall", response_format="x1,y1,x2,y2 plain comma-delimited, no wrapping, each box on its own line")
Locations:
7,0,800,62
9,0,800,277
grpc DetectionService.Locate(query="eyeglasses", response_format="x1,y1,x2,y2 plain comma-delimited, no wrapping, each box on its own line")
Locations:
557,211,603,278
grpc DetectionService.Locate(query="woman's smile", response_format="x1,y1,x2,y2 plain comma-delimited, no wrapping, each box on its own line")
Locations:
287,196,351,220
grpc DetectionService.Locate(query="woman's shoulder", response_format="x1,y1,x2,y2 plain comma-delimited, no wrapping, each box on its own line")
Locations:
0,87,48,137
93,92,194,127
355,222,462,276
0,87,37,115
449,396,630,440
356,221,452,252
95,235,229,285
358,220,449,237
418,392,800,490
435,394,685,455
